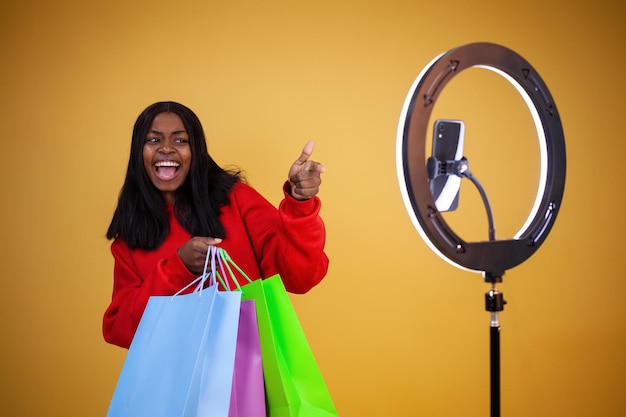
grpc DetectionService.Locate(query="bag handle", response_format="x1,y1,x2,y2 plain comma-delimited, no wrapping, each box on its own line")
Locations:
172,245,226,298
173,246,253,297
214,248,232,291
215,248,253,291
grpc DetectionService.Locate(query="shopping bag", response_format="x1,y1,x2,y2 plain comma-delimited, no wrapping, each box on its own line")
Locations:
228,299,267,417
107,247,241,417
218,249,338,417
212,249,266,417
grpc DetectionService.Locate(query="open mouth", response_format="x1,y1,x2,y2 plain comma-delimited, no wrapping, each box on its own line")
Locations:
154,160,181,181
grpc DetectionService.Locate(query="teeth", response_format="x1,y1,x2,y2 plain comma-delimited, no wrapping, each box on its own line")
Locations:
154,161,180,167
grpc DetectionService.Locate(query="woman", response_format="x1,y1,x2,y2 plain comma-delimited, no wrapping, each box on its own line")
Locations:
103,101,329,349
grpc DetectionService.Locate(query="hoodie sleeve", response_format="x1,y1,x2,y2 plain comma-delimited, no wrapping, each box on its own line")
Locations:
229,181,329,293
102,238,197,349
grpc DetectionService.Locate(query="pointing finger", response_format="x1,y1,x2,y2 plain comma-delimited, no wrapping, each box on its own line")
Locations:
295,140,315,165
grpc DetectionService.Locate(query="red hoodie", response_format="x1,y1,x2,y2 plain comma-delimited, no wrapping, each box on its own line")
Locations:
103,181,329,348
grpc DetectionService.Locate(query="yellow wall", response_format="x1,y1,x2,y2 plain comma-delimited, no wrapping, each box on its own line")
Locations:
1,0,624,416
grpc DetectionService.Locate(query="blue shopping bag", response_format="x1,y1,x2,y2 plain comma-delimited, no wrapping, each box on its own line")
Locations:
107,248,241,417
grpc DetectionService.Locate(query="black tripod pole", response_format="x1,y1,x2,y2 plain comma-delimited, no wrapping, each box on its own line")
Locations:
485,273,506,417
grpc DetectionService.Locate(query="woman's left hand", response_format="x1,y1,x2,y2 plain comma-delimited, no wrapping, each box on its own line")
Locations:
288,141,326,200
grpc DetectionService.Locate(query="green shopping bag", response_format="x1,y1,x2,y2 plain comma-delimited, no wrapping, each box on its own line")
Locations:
218,249,338,417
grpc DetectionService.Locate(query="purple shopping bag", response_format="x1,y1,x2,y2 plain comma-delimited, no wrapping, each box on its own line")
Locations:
229,299,266,417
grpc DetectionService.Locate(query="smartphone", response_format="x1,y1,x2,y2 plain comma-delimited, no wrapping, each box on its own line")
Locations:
429,119,465,212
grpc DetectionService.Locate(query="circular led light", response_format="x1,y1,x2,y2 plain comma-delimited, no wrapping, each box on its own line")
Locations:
396,42,566,276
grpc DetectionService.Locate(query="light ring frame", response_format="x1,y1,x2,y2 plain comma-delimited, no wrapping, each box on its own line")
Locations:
396,42,566,276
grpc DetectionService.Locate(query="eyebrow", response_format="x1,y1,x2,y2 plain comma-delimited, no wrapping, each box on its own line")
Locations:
147,129,188,135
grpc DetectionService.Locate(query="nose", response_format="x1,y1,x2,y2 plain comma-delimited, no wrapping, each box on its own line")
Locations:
158,141,175,153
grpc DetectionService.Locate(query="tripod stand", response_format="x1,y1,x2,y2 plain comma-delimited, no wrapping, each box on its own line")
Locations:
484,273,506,417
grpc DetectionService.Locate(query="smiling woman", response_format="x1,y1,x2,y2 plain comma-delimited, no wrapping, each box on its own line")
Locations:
103,101,330,349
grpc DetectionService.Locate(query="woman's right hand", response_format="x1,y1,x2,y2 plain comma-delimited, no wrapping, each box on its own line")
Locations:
177,237,223,275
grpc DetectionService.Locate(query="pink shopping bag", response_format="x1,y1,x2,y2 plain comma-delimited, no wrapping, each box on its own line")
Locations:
229,299,266,417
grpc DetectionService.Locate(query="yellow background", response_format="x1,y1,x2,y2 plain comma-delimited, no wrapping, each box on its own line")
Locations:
1,0,624,416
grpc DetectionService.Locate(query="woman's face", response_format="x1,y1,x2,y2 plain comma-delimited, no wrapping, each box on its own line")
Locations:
143,112,192,204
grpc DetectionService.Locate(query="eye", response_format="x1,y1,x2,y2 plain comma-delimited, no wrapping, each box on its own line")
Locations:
145,137,159,143
174,137,189,144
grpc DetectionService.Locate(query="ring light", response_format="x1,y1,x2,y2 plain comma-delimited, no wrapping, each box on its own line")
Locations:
396,42,566,277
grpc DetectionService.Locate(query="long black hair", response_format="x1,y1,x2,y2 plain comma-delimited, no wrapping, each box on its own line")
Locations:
106,101,241,250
